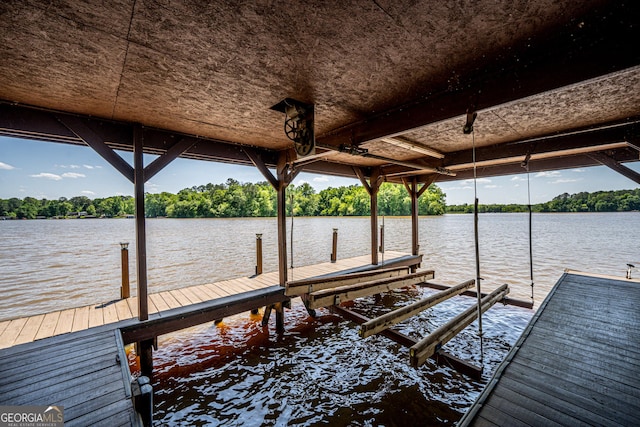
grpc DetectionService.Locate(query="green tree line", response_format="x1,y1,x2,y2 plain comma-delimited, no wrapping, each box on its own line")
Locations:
1,178,446,219
446,189,640,213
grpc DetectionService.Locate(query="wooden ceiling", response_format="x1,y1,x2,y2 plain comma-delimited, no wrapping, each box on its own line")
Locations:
1,0,639,184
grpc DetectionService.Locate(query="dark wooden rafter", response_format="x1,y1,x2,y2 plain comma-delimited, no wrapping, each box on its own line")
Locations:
243,147,279,188
587,152,640,185
382,119,640,184
144,137,197,181
57,114,135,183
317,3,640,149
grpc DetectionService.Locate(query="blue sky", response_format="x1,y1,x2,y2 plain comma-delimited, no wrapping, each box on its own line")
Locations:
1,135,639,204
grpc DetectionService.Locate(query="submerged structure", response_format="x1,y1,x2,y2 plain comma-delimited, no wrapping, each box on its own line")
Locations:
1,1,639,425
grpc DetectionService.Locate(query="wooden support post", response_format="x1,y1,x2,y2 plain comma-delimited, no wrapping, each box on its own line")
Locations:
261,304,273,326
355,167,383,265
255,234,263,275
134,125,149,322
275,302,285,333
331,228,338,262
402,176,435,271
276,180,288,286
132,376,153,427
409,284,509,368
120,242,130,299
360,279,475,338
138,339,154,379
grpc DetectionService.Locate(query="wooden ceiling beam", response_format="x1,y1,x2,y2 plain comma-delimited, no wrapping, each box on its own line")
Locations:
317,2,640,148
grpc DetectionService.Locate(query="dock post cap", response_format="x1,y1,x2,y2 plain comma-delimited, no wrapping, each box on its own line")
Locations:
119,242,129,249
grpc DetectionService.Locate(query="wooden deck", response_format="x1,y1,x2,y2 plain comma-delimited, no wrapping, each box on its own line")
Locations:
0,252,412,349
459,270,640,426
0,325,139,426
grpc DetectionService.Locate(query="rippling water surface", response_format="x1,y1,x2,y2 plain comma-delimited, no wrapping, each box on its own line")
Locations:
2,213,639,425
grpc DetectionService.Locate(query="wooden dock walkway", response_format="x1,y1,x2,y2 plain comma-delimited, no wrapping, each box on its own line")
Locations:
0,325,139,426
0,252,411,349
459,270,640,426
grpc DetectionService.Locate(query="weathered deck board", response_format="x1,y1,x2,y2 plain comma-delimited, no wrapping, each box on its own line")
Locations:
0,252,412,348
460,271,640,426
0,327,139,426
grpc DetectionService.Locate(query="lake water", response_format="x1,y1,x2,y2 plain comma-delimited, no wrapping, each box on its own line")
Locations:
2,213,638,320
2,213,639,425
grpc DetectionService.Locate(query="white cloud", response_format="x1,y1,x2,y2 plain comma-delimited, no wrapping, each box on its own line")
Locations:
81,190,95,195
485,185,498,189
69,165,81,169
535,171,561,178
313,176,330,183
446,185,474,190
463,178,491,184
571,168,585,173
511,176,526,181
30,172,62,181
0,162,16,170
62,172,86,179
83,164,94,169
552,178,580,184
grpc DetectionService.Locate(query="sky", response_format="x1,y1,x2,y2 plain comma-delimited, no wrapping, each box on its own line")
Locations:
1,135,640,205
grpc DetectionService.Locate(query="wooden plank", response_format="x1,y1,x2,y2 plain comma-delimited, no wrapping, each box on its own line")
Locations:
13,314,45,345
480,394,560,427
491,376,603,426
0,320,10,336
169,289,194,306
54,308,76,336
127,297,139,318
0,317,28,348
88,306,105,328
180,286,204,304
308,270,435,309
147,296,159,314
0,334,115,373
360,279,475,338
34,311,61,341
2,340,118,387
506,359,640,421
286,266,410,296
114,299,133,321
203,283,227,298
102,303,119,325
157,291,182,310
206,282,234,298
149,293,171,312
410,284,509,367
71,306,90,332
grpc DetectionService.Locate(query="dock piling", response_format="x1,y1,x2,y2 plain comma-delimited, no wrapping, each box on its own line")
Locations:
331,228,338,263
256,234,263,275
120,242,130,299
